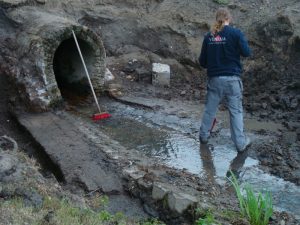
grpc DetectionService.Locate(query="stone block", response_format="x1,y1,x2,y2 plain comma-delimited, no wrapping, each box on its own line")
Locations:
282,132,297,146
104,68,115,83
167,192,198,214
152,182,172,200
123,166,146,180
152,63,170,87
0,153,18,177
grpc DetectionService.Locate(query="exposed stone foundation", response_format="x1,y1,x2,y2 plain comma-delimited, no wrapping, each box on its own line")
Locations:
7,7,106,111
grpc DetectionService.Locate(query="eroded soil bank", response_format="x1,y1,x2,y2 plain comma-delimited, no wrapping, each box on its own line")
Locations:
0,0,299,224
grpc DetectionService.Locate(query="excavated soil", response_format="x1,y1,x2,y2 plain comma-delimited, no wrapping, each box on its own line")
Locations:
0,0,299,224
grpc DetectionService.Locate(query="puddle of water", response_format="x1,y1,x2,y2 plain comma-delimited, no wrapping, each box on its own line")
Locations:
240,167,300,220
244,118,283,132
93,116,299,218
73,103,298,218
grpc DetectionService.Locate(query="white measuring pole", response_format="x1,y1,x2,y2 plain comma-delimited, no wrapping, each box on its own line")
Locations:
72,30,102,113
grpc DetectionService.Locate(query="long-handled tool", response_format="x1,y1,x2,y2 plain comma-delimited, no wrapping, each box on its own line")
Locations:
210,117,217,133
72,30,111,121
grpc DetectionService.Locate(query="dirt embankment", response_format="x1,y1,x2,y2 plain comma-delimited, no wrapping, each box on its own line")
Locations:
1,0,299,118
0,0,299,224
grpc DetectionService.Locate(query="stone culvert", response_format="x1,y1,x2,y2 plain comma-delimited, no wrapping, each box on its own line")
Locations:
6,7,106,111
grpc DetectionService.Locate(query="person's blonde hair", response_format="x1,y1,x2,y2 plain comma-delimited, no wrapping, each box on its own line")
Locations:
211,8,232,35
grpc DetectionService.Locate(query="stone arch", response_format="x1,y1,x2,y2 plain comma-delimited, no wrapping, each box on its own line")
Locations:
42,26,106,104
7,8,106,111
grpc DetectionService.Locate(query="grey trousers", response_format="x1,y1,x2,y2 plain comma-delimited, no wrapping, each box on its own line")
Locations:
199,76,246,150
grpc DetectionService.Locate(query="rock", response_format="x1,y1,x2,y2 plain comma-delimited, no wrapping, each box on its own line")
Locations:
288,160,299,169
167,192,198,214
180,90,186,96
0,153,18,181
276,148,283,155
0,136,18,152
17,189,43,208
249,103,261,111
270,96,281,109
143,204,159,217
292,169,300,180
35,0,46,3
123,167,146,180
240,6,248,12
108,83,123,97
152,182,172,200
123,60,140,73
228,4,238,9
194,90,201,100
152,63,171,87
281,132,297,146
137,179,152,191
178,111,188,118
284,122,300,131
0,0,27,7
262,102,268,109
260,111,269,118
279,96,291,109
104,68,115,83
44,211,55,223
196,200,213,212
135,68,151,82
290,98,298,109
109,89,123,98
108,83,122,90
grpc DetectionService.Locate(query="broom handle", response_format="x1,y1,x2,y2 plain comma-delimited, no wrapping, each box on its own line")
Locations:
72,30,102,113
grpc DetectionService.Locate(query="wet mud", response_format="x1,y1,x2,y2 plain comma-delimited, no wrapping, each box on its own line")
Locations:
0,1,299,224
68,96,300,219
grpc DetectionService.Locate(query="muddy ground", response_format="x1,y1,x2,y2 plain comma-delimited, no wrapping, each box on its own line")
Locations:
0,0,299,224
1,77,299,225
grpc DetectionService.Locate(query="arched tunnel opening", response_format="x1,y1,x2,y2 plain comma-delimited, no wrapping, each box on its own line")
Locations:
53,37,97,102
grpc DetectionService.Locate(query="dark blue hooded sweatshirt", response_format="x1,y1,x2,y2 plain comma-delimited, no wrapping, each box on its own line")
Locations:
199,25,251,77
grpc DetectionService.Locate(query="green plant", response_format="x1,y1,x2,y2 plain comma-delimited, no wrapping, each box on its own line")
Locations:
2,195,164,225
195,209,220,225
228,171,273,225
89,194,109,209
141,218,165,225
98,210,112,221
213,0,229,5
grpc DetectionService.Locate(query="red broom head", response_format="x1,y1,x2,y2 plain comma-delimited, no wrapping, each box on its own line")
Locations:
92,112,111,121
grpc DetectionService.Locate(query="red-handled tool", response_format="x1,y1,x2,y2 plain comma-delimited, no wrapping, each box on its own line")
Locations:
210,118,217,133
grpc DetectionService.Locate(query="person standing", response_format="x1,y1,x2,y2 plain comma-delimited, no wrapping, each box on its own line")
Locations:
199,8,251,152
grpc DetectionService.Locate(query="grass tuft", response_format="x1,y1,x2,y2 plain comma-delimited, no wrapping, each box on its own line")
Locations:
1,196,165,225
228,171,273,225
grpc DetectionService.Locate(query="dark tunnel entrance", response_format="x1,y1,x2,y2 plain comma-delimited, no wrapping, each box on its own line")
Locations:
53,37,97,101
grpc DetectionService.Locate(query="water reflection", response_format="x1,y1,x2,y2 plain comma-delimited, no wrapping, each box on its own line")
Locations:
199,144,216,183
199,144,250,183
87,115,299,217
227,149,250,179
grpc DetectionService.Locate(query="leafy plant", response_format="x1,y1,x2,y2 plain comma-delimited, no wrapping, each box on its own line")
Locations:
195,209,220,225
141,218,165,225
228,171,273,225
88,194,109,209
